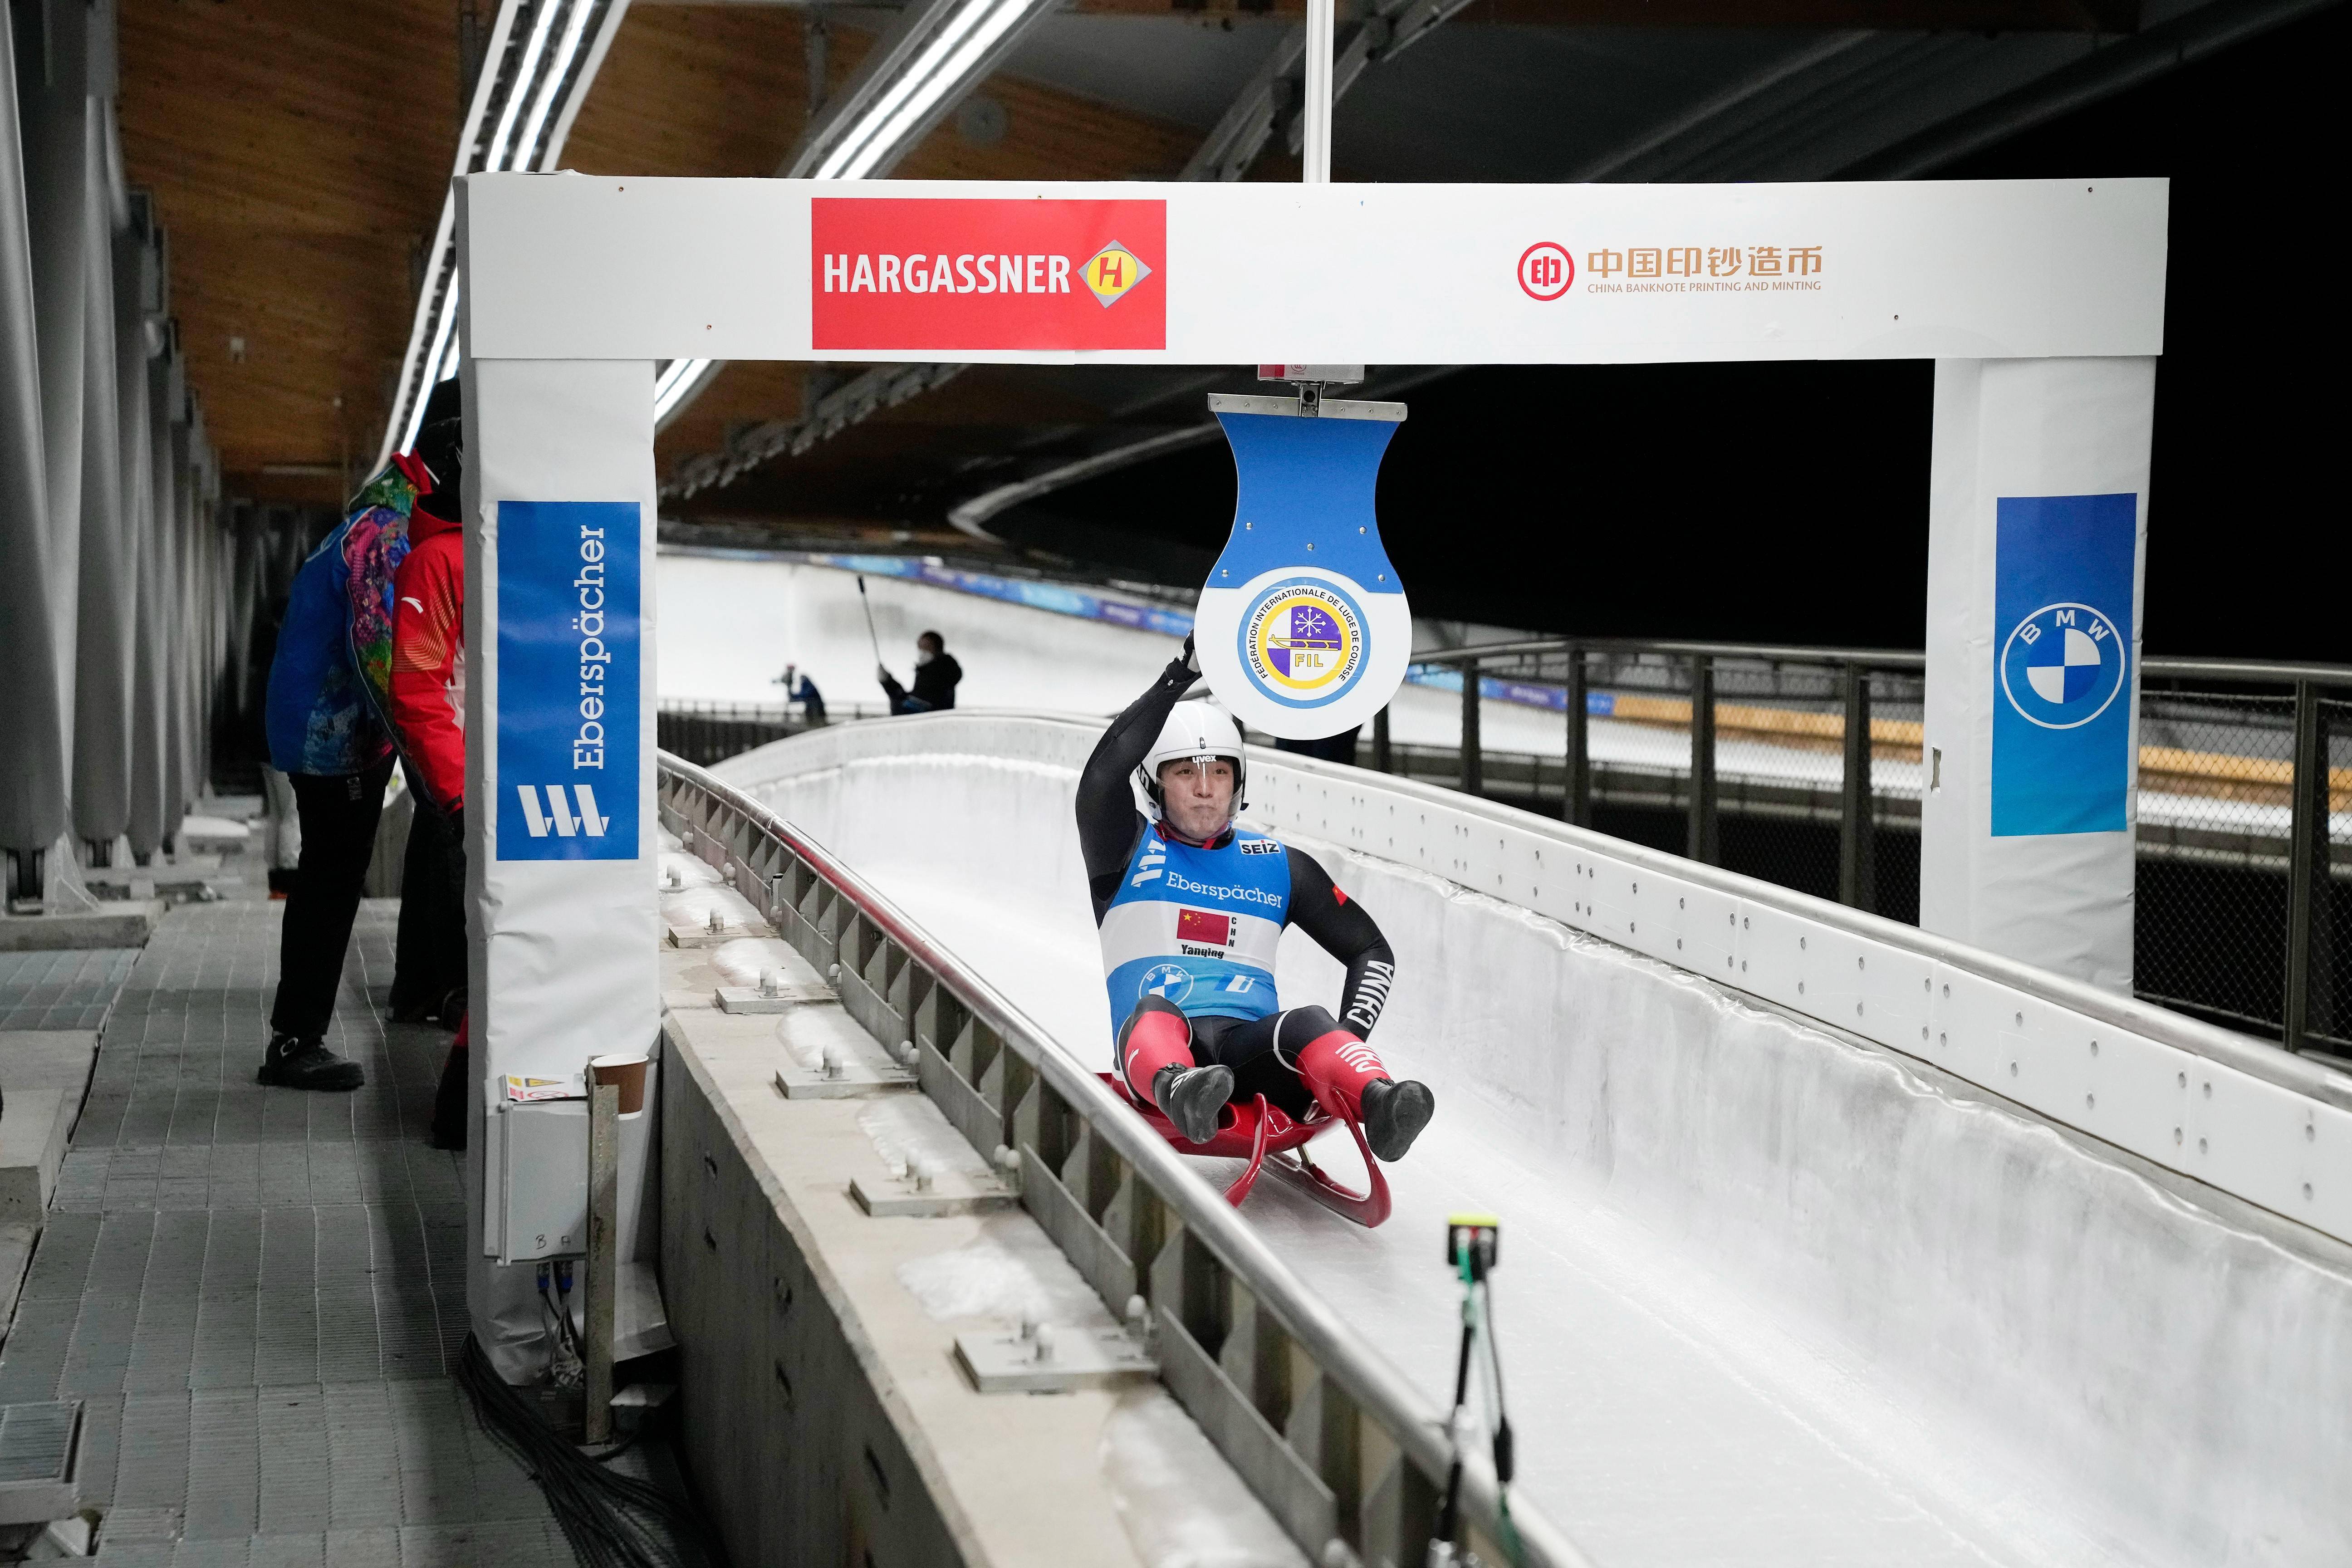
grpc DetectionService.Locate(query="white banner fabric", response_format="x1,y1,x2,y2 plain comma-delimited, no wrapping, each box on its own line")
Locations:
1920,357,2156,994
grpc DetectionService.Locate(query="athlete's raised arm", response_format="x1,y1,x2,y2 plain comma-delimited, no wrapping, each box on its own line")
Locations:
1284,849,1397,1039
1077,637,1201,896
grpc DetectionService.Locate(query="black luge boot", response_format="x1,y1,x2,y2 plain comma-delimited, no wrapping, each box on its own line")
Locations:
1153,1063,1235,1145
1358,1077,1434,1162
257,1032,366,1091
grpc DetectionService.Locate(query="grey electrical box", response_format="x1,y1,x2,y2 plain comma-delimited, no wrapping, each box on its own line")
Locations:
499,1098,589,1263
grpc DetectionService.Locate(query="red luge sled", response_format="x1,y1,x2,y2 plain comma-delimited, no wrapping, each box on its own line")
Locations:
1099,1075,1392,1227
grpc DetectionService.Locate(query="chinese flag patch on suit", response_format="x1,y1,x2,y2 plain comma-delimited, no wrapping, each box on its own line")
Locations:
1176,908,1233,946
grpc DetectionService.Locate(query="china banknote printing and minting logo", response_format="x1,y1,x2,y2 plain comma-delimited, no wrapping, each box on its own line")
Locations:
1081,240,1151,308
1240,578,1366,706
1999,601,2128,730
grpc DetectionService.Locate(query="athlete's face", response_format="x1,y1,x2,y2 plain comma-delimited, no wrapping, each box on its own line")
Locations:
1159,757,1235,843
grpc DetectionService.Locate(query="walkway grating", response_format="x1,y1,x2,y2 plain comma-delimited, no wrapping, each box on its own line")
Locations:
0,894,576,1565
0,949,142,1033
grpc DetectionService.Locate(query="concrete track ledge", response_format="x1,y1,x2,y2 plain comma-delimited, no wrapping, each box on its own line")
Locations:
0,904,163,952
657,943,1310,1568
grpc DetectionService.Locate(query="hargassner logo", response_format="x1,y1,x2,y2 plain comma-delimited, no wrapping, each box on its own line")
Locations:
515,784,610,840
811,197,1166,353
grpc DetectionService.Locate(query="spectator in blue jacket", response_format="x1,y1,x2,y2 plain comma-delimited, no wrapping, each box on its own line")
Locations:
257,449,431,1092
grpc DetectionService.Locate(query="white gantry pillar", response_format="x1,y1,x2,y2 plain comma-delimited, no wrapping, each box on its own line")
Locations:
1921,356,2157,995
461,354,661,1378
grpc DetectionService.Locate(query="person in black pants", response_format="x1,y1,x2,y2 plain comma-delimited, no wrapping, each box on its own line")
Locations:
261,756,393,1089
390,794,467,1027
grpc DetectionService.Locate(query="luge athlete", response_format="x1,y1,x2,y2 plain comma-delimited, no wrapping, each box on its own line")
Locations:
1078,637,1435,1161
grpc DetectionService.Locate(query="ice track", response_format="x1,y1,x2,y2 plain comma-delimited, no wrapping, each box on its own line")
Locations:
669,559,2349,1566
711,716,2352,1568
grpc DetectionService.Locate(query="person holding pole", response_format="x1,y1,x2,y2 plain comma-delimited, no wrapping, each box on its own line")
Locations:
879,630,961,715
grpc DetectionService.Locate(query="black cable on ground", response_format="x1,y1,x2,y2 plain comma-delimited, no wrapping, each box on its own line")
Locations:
457,1333,729,1568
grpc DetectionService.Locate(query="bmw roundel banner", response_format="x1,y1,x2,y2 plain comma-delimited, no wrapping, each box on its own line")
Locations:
1991,493,2137,837
1192,394,1410,739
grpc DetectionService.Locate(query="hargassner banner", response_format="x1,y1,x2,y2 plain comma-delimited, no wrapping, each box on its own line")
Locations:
1991,495,2136,837
494,500,641,861
458,176,2168,367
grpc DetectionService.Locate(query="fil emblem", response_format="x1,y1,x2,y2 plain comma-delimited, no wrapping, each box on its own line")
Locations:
1080,241,1151,308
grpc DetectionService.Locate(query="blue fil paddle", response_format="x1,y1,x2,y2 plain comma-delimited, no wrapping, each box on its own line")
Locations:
1192,391,1410,739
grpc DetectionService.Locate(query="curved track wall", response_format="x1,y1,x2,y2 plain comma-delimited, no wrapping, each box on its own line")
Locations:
716,712,2351,1568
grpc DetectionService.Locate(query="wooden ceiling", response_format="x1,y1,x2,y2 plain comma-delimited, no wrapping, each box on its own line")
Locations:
118,0,1198,505
118,0,460,501
119,0,2140,510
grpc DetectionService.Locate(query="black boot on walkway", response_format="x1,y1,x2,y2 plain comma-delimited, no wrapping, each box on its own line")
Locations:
258,1032,366,1091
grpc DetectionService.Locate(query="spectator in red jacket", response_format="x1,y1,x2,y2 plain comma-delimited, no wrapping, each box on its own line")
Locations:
388,419,466,817
387,412,471,1147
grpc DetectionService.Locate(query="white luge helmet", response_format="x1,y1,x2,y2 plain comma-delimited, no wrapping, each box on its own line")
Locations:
1138,700,1247,818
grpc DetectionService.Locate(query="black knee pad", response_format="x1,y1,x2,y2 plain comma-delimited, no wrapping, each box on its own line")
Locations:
1117,992,1190,1051
1271,1005,1341,1067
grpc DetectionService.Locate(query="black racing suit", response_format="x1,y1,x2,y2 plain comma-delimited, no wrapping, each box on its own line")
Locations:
1078,653,1396,1116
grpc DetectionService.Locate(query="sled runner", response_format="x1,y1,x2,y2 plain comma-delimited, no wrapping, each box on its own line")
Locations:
1100,1075,1392,1228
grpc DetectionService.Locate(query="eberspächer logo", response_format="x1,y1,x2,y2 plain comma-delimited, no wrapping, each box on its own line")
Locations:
1238,577,1366,708
2000,602,2127,730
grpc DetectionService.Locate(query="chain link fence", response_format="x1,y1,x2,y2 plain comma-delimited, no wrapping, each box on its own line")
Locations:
1393,641,2348,1062
665,647,2347,1061
656,699,885,769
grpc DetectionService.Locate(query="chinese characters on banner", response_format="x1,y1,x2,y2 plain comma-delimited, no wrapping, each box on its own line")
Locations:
1583,245,1825,291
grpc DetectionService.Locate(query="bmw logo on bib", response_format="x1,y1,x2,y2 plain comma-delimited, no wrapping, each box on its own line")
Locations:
1139,963,1192,1004
2000,603,2126,730
1192,391,1411,737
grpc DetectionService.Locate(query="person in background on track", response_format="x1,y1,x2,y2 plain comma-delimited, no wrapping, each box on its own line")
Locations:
383,407,472,1149
775,662,827,726
1075,636,1434,1160
878,630,960,715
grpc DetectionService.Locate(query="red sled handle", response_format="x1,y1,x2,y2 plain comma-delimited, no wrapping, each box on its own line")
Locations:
1222,1095,1275,1207
1272,1108,1392,1228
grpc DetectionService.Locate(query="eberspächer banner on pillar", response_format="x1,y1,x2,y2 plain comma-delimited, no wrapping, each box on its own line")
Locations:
495,500,641,859
1192,394,1409,739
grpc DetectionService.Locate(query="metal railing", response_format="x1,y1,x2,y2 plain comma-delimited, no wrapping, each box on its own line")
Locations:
656,750,1591,1568
656,698,887,768
1401,639,2352,1062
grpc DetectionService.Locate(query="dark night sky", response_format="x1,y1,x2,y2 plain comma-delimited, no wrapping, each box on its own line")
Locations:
1030,7,2346,660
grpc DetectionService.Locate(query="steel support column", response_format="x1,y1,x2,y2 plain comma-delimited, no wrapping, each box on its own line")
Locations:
1838,663,1877,911
0,16,70,891
1459,658,1480,797
1564,645,1590,828
2284,681,2325,1055
74,115,131,856
1688,655,1718,865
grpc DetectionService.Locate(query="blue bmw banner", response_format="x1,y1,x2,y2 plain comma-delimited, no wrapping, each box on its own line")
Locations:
1991,493,2137,837
495,500,641,861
